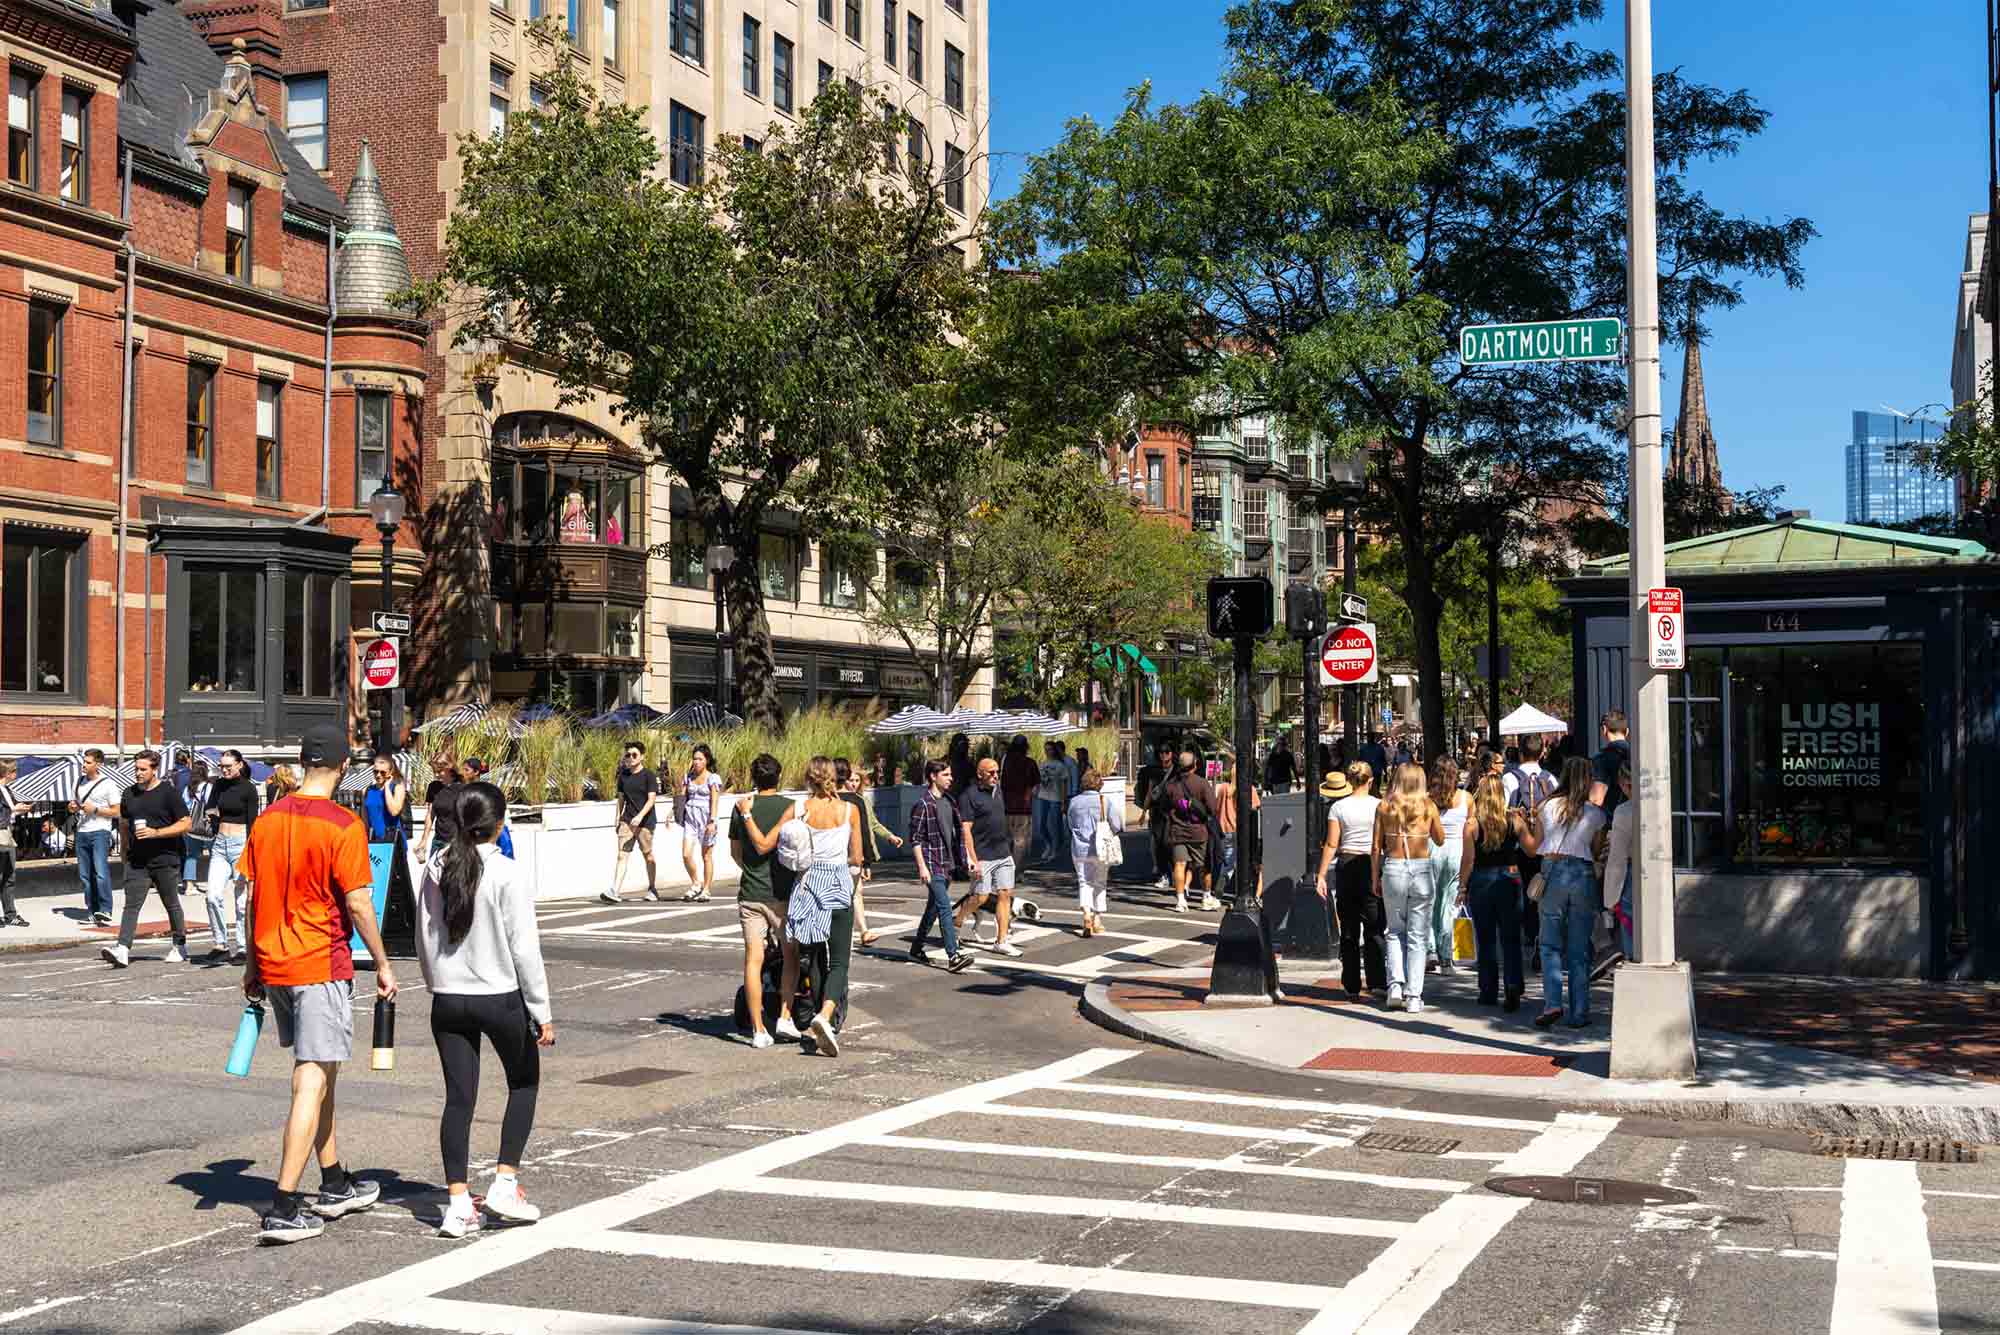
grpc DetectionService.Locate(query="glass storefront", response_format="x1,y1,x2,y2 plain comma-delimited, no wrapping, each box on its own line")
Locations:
1667,643,1925,868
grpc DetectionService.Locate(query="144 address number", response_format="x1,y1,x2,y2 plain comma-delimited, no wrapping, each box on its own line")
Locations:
1764,613,1802,632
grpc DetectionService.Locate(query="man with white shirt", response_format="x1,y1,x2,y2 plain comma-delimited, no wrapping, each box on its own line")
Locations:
1503,734,1554,808
71,749,121,926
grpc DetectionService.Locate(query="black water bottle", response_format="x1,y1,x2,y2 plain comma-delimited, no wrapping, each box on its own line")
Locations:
370,997,396,1072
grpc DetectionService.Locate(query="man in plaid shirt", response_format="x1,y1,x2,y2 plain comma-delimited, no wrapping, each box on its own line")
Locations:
907,758,972,972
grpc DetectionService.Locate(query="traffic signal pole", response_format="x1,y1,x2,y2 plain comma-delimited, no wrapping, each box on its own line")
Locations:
1611,0,1698,1079
1205,575,1280,1003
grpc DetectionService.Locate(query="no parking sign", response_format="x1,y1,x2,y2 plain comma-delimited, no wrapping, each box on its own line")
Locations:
1648,587,1684,670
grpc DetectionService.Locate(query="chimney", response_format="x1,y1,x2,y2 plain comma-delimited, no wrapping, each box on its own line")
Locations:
183,1,287,120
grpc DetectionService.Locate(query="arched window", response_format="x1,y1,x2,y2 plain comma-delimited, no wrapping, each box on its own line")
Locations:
489,413,643,549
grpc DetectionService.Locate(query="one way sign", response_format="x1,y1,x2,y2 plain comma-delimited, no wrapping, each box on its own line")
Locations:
1338,592,1369,622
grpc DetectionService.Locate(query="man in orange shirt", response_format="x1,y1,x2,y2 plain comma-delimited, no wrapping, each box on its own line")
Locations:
239,724,397,1246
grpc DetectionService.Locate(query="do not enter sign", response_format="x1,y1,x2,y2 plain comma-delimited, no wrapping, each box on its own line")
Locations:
362,637,401,691
1319,622,1379,686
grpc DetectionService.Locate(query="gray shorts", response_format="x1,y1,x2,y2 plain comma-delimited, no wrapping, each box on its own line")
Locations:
976,855,1017,896
270,979,355,1063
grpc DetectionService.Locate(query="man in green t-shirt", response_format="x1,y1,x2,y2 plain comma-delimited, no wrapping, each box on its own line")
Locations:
729,752,802,1049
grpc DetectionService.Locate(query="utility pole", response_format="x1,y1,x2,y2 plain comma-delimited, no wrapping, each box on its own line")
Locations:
1342,498,1359,755
1486,527,1502,751
1611,0,1698,1079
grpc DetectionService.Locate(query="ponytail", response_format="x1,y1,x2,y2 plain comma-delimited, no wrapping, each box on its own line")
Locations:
437,781,507,946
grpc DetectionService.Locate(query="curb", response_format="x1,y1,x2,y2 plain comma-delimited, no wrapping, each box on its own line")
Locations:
1079,979,2000,1143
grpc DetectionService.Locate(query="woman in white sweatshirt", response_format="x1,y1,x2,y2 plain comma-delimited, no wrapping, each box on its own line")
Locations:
415,781,554,1238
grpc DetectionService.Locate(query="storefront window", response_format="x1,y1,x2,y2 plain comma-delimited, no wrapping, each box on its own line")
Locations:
188,569,260,693
491,414,643,550
603,476,633,547
553,603,600,654
820,543,867,610
282,571,339,697
759,531,797,602
670,516,708,588
0,536,74,695
607,605,641,657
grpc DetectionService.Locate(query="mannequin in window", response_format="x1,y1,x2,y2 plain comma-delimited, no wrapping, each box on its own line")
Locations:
491,494,510,543
604,508,624,546
560,486,594,542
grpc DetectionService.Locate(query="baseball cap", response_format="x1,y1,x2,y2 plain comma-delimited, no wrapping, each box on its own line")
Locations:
299,723,347,769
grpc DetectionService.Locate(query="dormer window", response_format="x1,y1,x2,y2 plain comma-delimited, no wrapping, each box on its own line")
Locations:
225,183,251,279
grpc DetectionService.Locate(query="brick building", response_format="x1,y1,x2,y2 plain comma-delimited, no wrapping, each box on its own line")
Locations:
0,0,427,752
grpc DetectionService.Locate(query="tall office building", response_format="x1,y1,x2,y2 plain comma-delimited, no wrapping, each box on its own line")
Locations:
1846,411,1957,525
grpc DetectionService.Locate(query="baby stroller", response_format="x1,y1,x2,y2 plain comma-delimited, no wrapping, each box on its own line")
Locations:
732,921,847,1037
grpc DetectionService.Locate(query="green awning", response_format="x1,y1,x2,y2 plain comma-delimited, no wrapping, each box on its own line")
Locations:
1580,516,1989,577
1091,642,1159,675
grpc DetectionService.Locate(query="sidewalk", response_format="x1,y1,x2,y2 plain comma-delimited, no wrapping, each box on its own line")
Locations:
1082,963,2000,1141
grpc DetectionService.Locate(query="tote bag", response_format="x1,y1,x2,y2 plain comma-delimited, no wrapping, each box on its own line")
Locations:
1092,795,1123,867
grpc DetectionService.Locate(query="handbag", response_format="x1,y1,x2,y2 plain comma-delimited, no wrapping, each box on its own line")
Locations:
1526,871,1546,903
775,798,814,873
1093,794,1123,867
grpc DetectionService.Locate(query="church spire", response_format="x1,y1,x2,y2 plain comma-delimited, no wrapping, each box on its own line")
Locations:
1671,310,1724,493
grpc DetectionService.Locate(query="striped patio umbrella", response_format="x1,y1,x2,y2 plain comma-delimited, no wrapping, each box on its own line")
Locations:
336,751,422,795
414,702,490,734
664,699,743,731
11,756,79,803
996,710,1084,737
867,705,960,736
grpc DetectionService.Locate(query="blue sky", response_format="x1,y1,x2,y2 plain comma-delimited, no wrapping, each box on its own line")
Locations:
986,2,1987,523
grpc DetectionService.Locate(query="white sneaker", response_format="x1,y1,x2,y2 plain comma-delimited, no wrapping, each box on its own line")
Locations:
989,940,1022,958
438,1196,481,1239
483,1174,541,1223
1154,877,1171,891
774,1015,802,1041
1200,895,1222,912
1386,982,1405,1011
101,943,130,968
598,890,621,904
809,1013,840,1057
1173,898,1188,914
1406,997,1425,1015
163,945,187,964
750,1030,775,1049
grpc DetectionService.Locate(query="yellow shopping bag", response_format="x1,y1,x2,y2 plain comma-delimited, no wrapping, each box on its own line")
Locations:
1453,915,1476,962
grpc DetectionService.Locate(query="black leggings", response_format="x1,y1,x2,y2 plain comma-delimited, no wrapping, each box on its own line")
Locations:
430,990,541,1183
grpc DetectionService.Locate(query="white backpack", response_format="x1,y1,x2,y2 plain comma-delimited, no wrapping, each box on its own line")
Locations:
775,798,814,873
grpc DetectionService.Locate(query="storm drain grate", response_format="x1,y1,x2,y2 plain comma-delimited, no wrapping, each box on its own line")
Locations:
1485,1176,1698,1207
579,1067,688,1088
1809,1135,1981,1163
1355,1131,1461,1156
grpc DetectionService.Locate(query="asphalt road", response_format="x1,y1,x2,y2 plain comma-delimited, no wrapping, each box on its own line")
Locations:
3,867,1998,1334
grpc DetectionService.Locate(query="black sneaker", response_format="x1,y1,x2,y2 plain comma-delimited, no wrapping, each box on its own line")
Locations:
91,912,112,926
312,1177,382,1218
258,1205,325,1245
2,913,26,927
231,952,247,965
907,944,931,965
946,952,974,973
203,948,232,964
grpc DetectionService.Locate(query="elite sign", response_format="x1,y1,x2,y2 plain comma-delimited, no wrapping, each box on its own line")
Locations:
1648,587,1684,670
1319,623,1379,686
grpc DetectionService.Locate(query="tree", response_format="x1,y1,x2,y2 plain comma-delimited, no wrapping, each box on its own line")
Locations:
411,40,985,730
1659,477,1787,544
1928,362,1999,540
991,0,1814,761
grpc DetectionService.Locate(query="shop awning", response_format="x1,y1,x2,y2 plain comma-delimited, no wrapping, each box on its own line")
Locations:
1091,642,1160,675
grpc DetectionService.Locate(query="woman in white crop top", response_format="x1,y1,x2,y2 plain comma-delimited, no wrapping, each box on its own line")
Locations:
1313,763,1386,999
1532,757,1606,1031
1427,758,1472,977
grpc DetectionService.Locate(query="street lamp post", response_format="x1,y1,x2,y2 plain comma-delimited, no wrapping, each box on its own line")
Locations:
706,544,735,716
369,482,406,755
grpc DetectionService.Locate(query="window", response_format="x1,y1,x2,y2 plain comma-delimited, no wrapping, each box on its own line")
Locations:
1243,485,1268,539
668,101,704,186
884,0,896,65
565,0,581,45
742,15,761,94
1144,454,1164,508
669,0,702,63
759,531,797,601
1193,466,1222,531
773,35,794,112
186,362,216,487
906,115,923,168
356,389,389,502
843,0,860,42
58,88,84,202
891,558,929,613
6,72,33,186
488,63,510,136
881,104,897,171
601,0,619,67
818,0,832,23
1,537,73,695
1242,418,1268,460
945,0,962,12
26,302,60,447
669,516,707,588
944,42,964,111
529,0,543,14
224,183,251,279
282,571,338,696
906,13,922,81
1288,446,1310,479
1179,450,1190,511
818,60,834,95
820,544,868,609
186,569,260,694
743,133,761,154
529,82,548,111
943,141,965,212
285,74,327,169
256,380,282,500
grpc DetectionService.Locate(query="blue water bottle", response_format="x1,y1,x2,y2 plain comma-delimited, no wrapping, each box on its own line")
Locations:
225,1002,264,1077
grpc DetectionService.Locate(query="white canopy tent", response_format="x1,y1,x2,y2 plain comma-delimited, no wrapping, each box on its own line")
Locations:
1496,703,1567,736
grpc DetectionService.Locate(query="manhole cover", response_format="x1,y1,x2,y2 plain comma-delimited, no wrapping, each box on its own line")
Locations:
1485,1176,1697,1207
1356,1131,1461,1155
579,1067,688,1088
1810,1135,1980,1163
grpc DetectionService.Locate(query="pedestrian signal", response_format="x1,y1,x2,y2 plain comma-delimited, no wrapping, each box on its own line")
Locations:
1207,576,1274,638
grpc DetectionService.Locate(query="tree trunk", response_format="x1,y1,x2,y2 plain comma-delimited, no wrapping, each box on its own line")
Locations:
692,486,784,734
1401,545,1448,766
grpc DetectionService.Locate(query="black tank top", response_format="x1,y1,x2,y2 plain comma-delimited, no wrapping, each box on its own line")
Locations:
1471,817,1524,870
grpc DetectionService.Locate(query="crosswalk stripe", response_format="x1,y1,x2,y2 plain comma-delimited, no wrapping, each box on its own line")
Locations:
549,907,717,935
1049,936,1197,974
397,1297,832,1335
857,1134,1471,1193
581,1231,1343,1310
728,1176,1411,1238
1831,1160,1939,1335
970,1103,1356,1146
1054,1082,1554,1133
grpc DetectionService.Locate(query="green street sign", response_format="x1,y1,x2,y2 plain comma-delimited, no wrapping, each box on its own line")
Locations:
1459,318,1623,365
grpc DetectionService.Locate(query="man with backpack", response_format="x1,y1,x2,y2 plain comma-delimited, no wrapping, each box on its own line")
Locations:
1162,749,1218,914
1503,734,1557,955
1134,742,1174,891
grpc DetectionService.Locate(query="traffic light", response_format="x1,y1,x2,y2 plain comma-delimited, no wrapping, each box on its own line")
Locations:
1207,576,1274,638
1285,583,1326,638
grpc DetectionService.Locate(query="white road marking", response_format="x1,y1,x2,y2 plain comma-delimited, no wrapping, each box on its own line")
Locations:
858,1134,1471,1193
0,1296,85,1328
971,1103,1356,1147
226,1048,1138,1335
1936,1259,2000,1273
1296,1113,1621,1335
584,1231,1341,1309
396,1297,832,1334
1830,1160,1939,1335
548,907,717,935
1054,1081,1553,1133
91,1223,240,1268
1044,936,1198,974
728,1175,1411,1238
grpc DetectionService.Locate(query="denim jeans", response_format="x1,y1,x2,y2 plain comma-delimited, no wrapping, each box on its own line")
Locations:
76,830,114,917
204,830,248,953
1380,858,1434,1001
1031,798,1065,864
1464,864,1524,1002
913,871,960,957
1428,842,1460,960
1538,858,1598,1023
